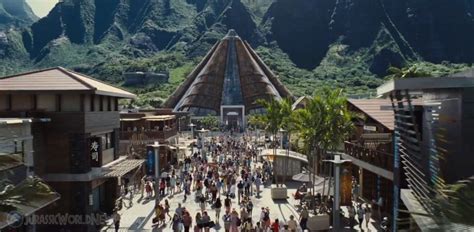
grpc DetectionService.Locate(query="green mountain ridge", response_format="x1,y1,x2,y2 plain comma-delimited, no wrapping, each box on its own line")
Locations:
0,0,473,106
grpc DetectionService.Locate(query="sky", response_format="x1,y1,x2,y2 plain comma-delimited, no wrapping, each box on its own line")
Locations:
26,0,58,18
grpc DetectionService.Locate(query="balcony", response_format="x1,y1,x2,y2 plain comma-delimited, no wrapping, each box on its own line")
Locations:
344,141,394,172
119,127,177,142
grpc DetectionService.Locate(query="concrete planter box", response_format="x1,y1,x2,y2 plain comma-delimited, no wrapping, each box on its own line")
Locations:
271,184,288,200
307,214,330,231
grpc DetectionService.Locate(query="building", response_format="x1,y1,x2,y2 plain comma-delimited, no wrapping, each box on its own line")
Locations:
123,71,169,86
377,76,474,231
343,99,398,218
164,29,292,129
0,67,140,231
0,118,60,231
119,109,180,172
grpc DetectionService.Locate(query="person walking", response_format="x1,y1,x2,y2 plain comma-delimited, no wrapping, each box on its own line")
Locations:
223,211,232,232
214,197,222,222
299,206,309,231
287,215,298,232
357,204,365,229
202,211,211,232
171,213,181,232
237,180,244,204
364,203,372,229
224,195,232,213
230,208,240,232
165,199,171,221
271,219,280,232
348,205,356,229
183,211,193,232
112,209,120,232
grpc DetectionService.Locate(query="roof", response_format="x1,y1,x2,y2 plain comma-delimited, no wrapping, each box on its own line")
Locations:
0,67,136,99
143,115,176,121
103,159,145,178
377,77,474,96
0,176,60,229
292,96,310,111
0,118,32,125
449,68,474,78
164,30,292,115
348,99,397,131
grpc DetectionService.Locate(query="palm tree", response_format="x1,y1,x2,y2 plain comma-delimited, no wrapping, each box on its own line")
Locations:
255,98,289,187
294,88,354,196
386,64,431,79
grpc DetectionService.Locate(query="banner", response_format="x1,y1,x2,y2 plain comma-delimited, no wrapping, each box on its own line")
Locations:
146,146,155,175
89,137,102,167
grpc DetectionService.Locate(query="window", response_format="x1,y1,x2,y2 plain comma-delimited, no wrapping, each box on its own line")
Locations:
99,132,115,150
90,94,95,111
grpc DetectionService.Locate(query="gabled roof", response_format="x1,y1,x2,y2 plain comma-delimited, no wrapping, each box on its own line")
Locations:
0,67,136,99
347,99,397,131
292,96,310,111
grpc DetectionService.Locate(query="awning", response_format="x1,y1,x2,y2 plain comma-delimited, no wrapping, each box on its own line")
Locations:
0,153,23,171
103,159,145,178
0,176,60,229
143,115,175,121
120,118,141,122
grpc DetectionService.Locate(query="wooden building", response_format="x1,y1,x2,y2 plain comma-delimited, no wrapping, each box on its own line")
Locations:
119,109,180,172
377,76,474,231
343,99,400,217
0,67,138,231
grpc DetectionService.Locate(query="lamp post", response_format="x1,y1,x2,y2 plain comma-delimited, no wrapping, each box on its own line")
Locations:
150,141,163,202
323,154,351,230
189,123,196,154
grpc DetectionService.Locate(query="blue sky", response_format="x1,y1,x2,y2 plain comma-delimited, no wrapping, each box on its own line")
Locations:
26,0,58,18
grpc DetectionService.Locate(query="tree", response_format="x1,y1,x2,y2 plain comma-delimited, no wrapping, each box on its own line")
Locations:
386,64,432,79
198,115,219,131
293,88,354,196
255,98,287,187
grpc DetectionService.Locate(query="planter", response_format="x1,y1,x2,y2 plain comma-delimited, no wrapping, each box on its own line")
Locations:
271,184,288,200
307,214,330,231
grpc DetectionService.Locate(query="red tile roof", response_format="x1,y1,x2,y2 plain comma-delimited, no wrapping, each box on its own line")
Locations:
0,67,136,99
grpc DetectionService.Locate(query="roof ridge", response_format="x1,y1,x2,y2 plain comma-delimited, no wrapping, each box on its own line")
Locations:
0,67,60,80
61,67,135,94
56,66,97,90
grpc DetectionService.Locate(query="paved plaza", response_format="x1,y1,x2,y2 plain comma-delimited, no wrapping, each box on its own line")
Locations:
102,134,380,232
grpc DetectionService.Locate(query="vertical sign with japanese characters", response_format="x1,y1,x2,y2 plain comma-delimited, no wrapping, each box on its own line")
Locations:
90,137,102,167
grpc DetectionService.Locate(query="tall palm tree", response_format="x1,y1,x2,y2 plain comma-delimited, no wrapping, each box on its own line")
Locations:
278,98,295,185
294,88,354,196
255,98,289,187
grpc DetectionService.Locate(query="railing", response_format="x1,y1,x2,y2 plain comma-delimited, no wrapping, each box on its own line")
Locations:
119,128,177,141
344,141,394,171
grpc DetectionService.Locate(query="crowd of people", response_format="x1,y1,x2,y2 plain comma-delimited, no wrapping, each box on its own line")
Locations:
112,132,378,232
138,134,315,232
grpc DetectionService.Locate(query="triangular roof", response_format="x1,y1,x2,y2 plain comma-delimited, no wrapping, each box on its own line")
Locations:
164,30,292,115
0,67,136,99
292,96,311,111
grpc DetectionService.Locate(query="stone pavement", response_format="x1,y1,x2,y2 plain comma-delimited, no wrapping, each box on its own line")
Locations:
102,183,379,232
102,133,380,231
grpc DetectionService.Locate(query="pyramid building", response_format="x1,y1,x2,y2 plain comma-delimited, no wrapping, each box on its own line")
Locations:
164,30,292,128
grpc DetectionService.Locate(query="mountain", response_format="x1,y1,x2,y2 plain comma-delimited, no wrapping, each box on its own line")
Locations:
0,0,37,29
0,0,473,103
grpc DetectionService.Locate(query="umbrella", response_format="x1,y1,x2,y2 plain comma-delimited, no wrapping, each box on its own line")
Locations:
160,172,169,178
292,172,325,184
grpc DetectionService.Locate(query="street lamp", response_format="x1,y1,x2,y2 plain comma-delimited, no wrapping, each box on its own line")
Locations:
323,154,351,230
149,141,165,202
188,123,196,138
